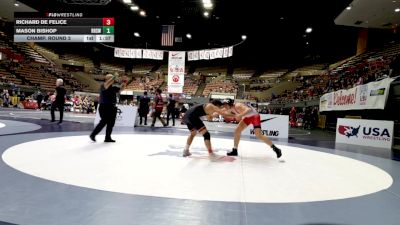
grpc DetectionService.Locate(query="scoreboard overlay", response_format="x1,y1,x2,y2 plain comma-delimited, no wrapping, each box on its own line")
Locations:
14,13,114,43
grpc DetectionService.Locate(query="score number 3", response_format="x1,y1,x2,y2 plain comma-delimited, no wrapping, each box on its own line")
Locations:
102,18,114,26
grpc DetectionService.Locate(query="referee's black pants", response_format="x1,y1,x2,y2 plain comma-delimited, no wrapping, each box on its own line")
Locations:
91,104,117,140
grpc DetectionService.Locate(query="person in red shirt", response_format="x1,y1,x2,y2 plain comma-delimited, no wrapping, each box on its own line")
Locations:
151,89,167,127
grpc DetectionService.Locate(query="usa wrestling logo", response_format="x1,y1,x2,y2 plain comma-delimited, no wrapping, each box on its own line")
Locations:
338,125,360,138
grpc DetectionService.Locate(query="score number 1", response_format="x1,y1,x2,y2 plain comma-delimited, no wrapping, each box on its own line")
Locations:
102,18,115,34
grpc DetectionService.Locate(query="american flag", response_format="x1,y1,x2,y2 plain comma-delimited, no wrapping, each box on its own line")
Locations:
161,25,174,46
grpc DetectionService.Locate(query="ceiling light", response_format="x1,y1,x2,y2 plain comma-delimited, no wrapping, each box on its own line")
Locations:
346,6,352,10
241,35,247,40
134,32,140,37
305,27,313,33
204,12,209,17
139,10,146,16
130,6,139,11
177,16,181,19
280,17,284,20
14,2,19,6
395,8,400,12
122,0,131,3
204,3,213,9
306,42,309,45
186,33,192,39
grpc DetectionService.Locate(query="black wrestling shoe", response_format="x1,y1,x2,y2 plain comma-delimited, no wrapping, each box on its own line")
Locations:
271,145,282,158
227,148,238,156
89,135,96,142
104,139,116,143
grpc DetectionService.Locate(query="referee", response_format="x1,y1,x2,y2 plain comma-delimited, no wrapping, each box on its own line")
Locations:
90,74,128,142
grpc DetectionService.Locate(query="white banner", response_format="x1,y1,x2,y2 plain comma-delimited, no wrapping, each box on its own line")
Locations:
188,51,193,61
114,47,232,60
94,105,137,127
199,50,205,60
210,50,216,59
320,78,394,112
242,114,289,139
135,49,142,58
115,48,162,60
204,50,210,60
114,48,142,59
228,46,233,57
168,51,185,93
336,118,394,149
223,48,228,58
216,48,223,58
193,51,199,60
142,49,150,59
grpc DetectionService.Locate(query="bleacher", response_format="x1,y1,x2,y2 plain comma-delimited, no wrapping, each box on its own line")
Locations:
195,66,226,76
60,53,95,68
132,64,153,75
259,69,288,79
232,68,255,80
13,42,50,64
202,76,237,97
126,75,163,92
100,62,125,74
0,68,23,86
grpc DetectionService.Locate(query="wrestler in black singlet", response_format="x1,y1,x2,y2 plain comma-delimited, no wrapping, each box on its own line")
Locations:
183,104,207,131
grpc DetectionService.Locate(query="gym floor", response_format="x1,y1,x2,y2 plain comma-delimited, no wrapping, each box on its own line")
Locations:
0,108,399,225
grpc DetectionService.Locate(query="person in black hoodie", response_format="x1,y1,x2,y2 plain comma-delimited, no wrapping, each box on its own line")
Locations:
166,93,176,126
139,91,150,125
90,74,128,142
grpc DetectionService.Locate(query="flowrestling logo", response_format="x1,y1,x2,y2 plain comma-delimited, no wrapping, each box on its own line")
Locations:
338,125,391,141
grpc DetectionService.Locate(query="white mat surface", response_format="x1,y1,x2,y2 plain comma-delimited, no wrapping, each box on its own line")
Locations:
2,134,393,203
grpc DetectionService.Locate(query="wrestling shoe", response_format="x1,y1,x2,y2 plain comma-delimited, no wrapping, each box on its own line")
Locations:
182,149,191,157
271,145,282,158
227,148,238,156
209,152,219,161
89,135,96,142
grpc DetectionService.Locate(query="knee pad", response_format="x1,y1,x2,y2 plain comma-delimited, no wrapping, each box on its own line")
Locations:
203,131,211,140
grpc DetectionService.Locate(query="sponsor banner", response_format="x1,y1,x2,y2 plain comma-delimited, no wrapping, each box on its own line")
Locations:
242,114,289,139
320,78,394,111
94,105,137,127
168,51,185,93
335,118,394,149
